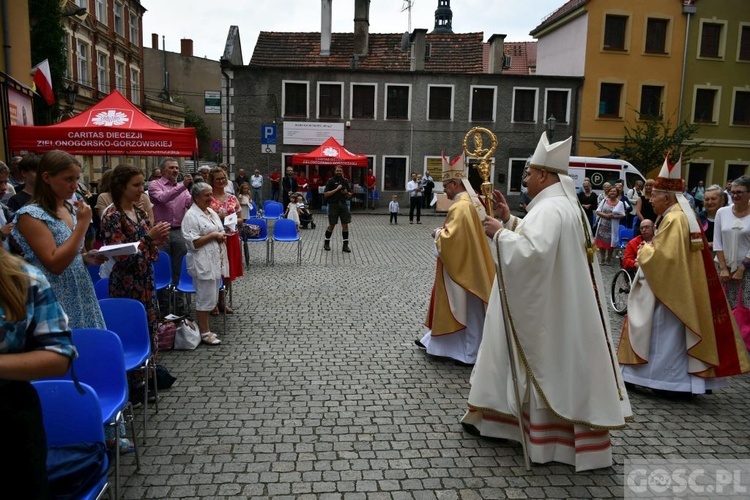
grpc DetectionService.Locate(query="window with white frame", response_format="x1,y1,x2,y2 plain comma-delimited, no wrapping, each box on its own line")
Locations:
96,51,108,93
351,83,376,119
470,86,496,122
114,2,124,36
427,85,453,120
545,89,570,124
383,156,409,190
732,89,750,126
508,158,528,193
130,68,140,104
693,86,720,124
63,32,71,78
385,84,410,120
512,87,537,123
76,40,89,86
95,0,107,24
115,60,125,93
317,82,343,119
699,20,726,59
129,12,139,45
645,17,669,54
282,80,308,118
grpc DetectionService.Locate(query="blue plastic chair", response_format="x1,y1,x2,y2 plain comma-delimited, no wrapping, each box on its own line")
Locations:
619,226,635,248
248,203,258,218
70,328,141,497
262,201,284,221
242,217,269,267
174,256,226,331
270,218,301,266
94,277,109,300
262,199,275,212
86,264,100,284
153,251,173,315
33,380,110,500
98,298,156,442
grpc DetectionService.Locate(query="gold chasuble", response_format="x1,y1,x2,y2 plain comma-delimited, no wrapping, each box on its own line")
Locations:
426,192,494,335
618,204,750,377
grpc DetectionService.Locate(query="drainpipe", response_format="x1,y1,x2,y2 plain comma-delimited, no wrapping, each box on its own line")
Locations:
2,0,11,73
221,60,230,166
679,2,697,124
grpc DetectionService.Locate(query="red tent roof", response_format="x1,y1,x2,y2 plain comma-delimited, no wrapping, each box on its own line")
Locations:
7,90,197,157
290,136,368,167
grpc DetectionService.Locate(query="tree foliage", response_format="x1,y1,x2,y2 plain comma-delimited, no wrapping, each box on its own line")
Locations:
181,101,212,159
594,112,707,176
29,0,67,124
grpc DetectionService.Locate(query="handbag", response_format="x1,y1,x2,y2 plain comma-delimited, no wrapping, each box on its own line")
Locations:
728,282,750,351
173,319,200,350
239,223,261,239
155,321,177,351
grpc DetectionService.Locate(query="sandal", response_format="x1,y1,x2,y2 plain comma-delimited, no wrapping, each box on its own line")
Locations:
201,332,221,345
210,307,220,316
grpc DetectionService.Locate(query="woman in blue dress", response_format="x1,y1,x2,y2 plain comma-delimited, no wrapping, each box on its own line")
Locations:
12,150,106,329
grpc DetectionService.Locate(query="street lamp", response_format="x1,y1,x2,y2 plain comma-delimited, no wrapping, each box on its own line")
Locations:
546,113,557,141
64,84,78,113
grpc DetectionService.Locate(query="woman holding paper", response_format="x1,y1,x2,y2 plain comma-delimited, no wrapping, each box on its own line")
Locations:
12,150,106,329
182,182,228,345
101,164,170,346
208,167,243,314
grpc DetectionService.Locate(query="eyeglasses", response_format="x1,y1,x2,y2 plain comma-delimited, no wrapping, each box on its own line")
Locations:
214,177,227,182
731,191,748,196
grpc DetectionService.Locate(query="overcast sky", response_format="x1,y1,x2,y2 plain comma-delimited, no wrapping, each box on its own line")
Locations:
141,0,564,63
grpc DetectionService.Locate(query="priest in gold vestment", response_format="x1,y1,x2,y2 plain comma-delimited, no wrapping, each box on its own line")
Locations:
618,155,750,395
417,154,495,365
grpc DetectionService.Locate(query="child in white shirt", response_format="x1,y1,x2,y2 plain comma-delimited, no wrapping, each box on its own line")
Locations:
389,195,400,225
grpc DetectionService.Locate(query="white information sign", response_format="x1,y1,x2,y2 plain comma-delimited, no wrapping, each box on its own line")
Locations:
283,121,345,146
204,91,221,114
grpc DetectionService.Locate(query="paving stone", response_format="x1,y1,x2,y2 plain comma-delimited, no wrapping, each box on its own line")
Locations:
115,214,750,499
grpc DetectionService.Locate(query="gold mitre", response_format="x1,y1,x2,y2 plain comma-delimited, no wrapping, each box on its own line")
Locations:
528,132,572,175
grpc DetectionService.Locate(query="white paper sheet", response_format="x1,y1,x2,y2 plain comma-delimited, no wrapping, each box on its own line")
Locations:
96,241,140,257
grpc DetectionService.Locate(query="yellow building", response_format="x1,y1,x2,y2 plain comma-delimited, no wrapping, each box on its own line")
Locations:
531,0,688,172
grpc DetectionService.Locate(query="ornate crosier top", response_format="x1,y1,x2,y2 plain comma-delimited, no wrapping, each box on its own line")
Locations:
463,127,498,215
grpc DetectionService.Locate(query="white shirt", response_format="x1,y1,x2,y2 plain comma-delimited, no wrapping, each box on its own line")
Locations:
713,205,750,271
406,180,422,197
182,204,227,279
250,174,263,189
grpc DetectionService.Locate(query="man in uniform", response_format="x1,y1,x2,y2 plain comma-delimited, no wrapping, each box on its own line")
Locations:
618,155,750,396
462,132,632,471
416,154,494,366
323,165,353,253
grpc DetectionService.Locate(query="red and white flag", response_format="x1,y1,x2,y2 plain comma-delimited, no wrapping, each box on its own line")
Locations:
31,59,55,106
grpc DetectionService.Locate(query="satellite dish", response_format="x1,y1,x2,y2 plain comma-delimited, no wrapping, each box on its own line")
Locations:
400,32,410,51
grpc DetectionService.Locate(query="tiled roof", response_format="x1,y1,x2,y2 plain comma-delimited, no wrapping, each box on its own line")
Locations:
482,41,537,75
529,0,588,37
250,32,485,73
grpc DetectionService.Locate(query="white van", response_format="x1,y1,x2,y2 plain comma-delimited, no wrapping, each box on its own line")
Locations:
568,156,646,195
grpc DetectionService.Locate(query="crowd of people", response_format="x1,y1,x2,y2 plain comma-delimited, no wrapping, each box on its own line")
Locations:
3,140,750,485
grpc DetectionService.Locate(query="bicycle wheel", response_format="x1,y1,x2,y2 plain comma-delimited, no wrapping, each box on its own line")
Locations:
610,269,632,315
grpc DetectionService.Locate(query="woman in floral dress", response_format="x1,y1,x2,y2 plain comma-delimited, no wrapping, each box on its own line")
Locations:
208,167,243,314
100,164,170,348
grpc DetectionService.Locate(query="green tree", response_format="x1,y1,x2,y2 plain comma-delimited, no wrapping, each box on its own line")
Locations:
29,0,66,124
182,102,212,160
595,112,707,176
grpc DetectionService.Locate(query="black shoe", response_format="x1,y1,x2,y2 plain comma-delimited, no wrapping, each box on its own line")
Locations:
342,244,351,253
454,360,474,367
414,339,426,349
461,422,481,436
324,240,331,251
311,223,316,229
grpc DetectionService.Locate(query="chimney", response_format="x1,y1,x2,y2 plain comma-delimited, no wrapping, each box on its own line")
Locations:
410,29,427,71
321,0,332,56
488,34,506,74
353,0,370,56
151,33,159,49
181,39,193,57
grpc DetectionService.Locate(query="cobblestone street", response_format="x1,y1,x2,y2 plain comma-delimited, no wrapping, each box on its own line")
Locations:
119,212,750,499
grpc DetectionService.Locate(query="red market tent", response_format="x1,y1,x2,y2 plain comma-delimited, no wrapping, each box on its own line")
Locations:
7,90,197,157
290,136,368,167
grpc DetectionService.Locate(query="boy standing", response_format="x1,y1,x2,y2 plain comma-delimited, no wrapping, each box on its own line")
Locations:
389,195,399,224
